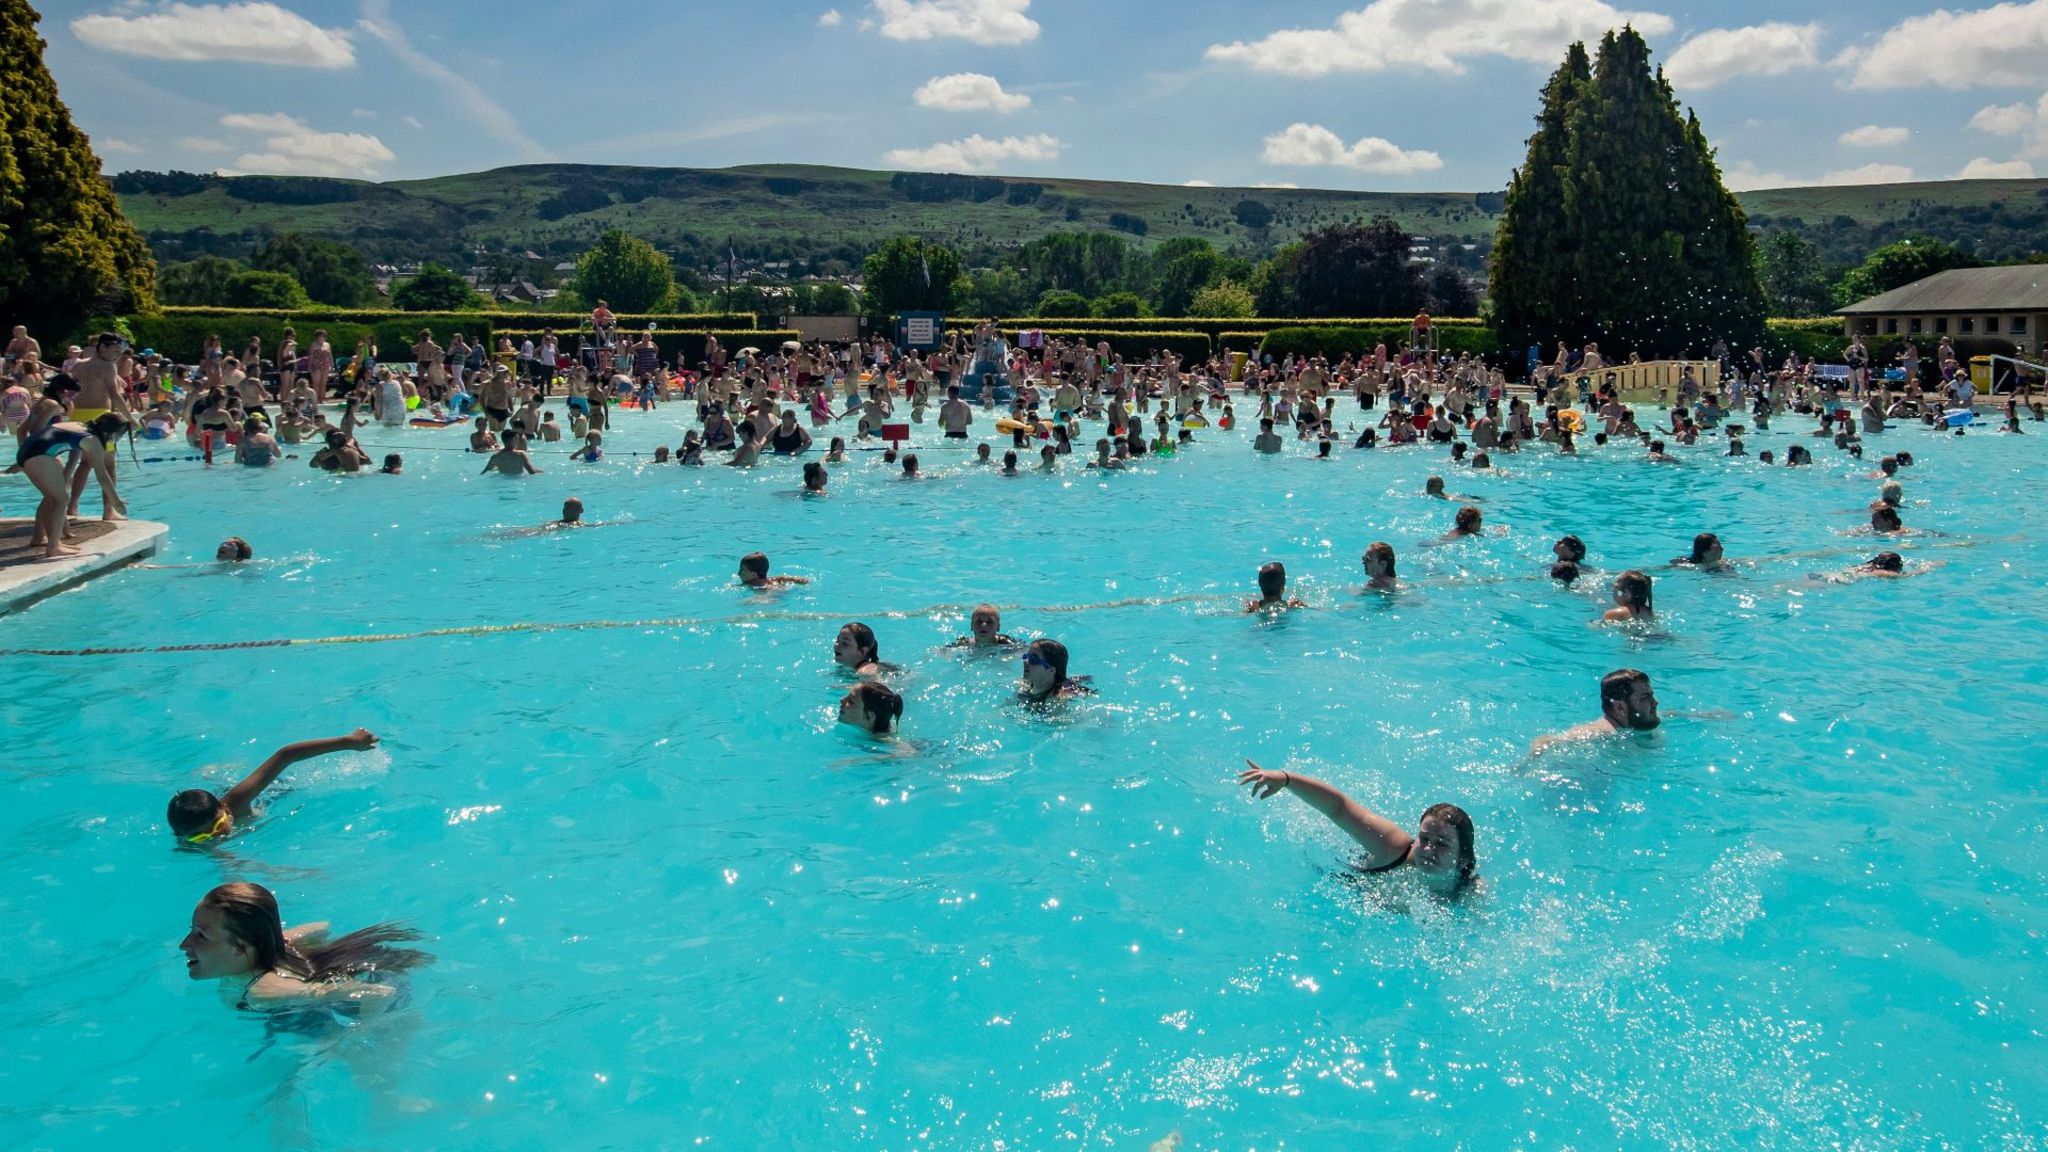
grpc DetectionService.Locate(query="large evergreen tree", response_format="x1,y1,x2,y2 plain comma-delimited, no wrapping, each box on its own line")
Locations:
1259,219,1427,318
0,0,157,338
1492,28,1764,359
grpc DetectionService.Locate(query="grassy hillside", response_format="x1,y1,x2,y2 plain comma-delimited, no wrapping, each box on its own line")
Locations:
111,163,2048,271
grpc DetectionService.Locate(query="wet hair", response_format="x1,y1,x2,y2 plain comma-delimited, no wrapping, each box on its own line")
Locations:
1551,560,1580,584
847,681,904,734
739,551,771,579
1470,451,1489,468
1688,532,1722,564
837,621,879,665
197,881,430,983
1026,638,1070,685
218,536,252,561
1555,534,1586,562
901,453,919,474
1426,475,1446,494
1871,506,1902,532
1867,551,1904,573
1454,505,1482,534
1600,668,1651,714
86,412,130,443
43,373,80,399
1364,541,1396,577
381,454,402,472
1419,803,1478,891
1649,439,1666,453
802,461,827,489
1257,561,1287,598
1896,452,1914,467
167,789,225,838
1877,480,1902,507
1613,569,1653,612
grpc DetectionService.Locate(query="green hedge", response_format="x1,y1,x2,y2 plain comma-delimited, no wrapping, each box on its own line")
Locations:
154,305,758,329
126,308,761,362
999,315,1488,340
1763,318,1847,361
1258,324,1501,360
1005,329,1212,362
495,329,803,366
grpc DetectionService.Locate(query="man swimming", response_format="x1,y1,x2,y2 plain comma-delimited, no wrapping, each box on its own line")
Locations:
1246,561,1308,612
950,604,1019,648
738,551,809,589
1531,669,1660,754
166,728,380,843
1361,542,1398,591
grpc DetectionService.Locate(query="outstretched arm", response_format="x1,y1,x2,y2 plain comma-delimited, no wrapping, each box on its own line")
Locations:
1239,760,1412,869
224,728,378,817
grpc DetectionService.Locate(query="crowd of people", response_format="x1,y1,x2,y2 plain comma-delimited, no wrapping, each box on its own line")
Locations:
0,308,2021,1017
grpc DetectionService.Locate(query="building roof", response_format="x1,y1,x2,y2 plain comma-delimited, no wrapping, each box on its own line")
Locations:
1837,265,2048,315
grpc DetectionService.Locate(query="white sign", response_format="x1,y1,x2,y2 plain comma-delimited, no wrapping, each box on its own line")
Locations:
905,316,936,346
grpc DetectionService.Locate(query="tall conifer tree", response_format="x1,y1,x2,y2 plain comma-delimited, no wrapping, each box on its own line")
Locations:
0,0,157,337
1492,28,1763,360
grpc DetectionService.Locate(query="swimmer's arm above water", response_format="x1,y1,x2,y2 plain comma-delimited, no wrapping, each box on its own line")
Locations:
1239,761,1412,869
223,728,379,818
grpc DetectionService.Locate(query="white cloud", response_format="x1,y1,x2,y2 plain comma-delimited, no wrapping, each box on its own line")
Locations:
913,72,1030,112
1664,23,1819,89
1967,92,2048,156
1183,179,1215,187
72,3,354,68
883,132,1060,171
1260,123,1443,174
1821,163,1915,185
818,8,843,26
403,115,425,130
1206,0,1672,76
98,138,141,154
358,0,549,162
351,107,376,119
179,136,230,152
1721,160,1802,191
1957,157,2037,178
1843,0,2048,89
218,112,395,178
874,0,1037,45
1253,182,1299,189
1839,124,1910,147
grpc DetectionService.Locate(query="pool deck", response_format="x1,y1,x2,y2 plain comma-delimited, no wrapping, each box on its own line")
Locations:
0,517,167,615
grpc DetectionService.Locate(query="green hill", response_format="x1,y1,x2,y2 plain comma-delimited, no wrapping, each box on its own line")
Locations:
110,163,2048,272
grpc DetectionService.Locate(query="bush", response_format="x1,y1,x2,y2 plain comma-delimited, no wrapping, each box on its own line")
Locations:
1007,329,1211,362
1764,318,1847,362
1092,291,1147,319
996,315,1494,340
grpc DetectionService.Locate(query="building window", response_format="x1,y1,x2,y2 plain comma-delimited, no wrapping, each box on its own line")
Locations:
1884,318,1898,335
2015,317,2030,335
1961,316,1976,334
1934,317,1949,334
1909,318,1923,334
1987,316,2001,334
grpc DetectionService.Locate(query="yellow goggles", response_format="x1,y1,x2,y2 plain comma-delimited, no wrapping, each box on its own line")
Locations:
185,809,233,844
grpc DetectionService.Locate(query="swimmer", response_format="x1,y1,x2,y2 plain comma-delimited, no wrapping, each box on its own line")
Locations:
1647,439,1676,462
1870,506,1904,534
481,435,541,476
833,622,895,677
1551,560,1580,585
1246,561,1308,612
166,728,379,843
1001,450,1020,475
837,681,904,736
546,497,585,528
468,416,497,453
1253,418,1283,454
1441,505,1484,541
1600,569,1654,623
1530,668,1660,754
570,431,603,463
215,537,253,563
825,436,847,463
1361,541,1398,591
1554,535,1587,565
180,881,428,1012
1020,638,1092,703
1823,550,1911,581
1425,475,1448,499
802,460,829,495
975,442,993,466
1673,532,1726,569
738,551,808,589
379,453,402,475
1470,451,1491,469
950,604,1019,649
1237,761,1478,896
1039,444,1058,471
1872,480,1903,510
900,453,922,479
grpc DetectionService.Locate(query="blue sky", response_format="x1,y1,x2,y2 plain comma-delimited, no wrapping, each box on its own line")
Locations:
41,0,2048,192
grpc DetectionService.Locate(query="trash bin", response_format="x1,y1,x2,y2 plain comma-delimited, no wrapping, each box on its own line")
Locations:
1970,355,1992,393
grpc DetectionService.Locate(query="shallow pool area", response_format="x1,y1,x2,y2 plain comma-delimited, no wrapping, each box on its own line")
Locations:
3,408,2045,1150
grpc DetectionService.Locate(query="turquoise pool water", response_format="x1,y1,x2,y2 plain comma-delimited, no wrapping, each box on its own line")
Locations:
2,409,2044,1150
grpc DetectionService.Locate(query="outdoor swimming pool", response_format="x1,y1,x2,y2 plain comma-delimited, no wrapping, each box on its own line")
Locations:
3,409,2044,1150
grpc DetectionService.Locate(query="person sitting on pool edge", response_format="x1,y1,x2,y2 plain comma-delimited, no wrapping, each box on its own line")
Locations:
1362,542,1398,592
837,681,903,736
1600,569,1654,623
1531,668,1661,754
166,728,380,843
1247,561,1307,612
1237,760,1478,897
180,881,429,1012
950,604,1018,649
1020,638,1091,703
738,551,808,589
833,622,894,677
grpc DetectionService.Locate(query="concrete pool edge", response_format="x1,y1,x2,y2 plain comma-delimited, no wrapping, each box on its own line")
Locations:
0,519,167,616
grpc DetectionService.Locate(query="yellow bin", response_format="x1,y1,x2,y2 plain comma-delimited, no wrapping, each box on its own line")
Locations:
1970,355,1992,392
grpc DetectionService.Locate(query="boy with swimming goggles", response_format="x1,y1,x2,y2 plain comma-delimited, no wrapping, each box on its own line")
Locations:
166,729,379,844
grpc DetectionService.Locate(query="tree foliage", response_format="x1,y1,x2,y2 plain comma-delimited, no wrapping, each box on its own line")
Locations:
1832,236,1983,308
251,232,373,306
1188,278,1255,319
222,268,309,310
1427,266,1479,318
157,256,243,306
1256,219,1426,318
571,228,674,314
1008,231,1131,299
392,263,484,311
0,0,158,337
1092,291,1147,318
1491,29,1765,358
1032,289,1092,318
861,235,965,318
1148,237,1234,317
1756,231,1831,317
